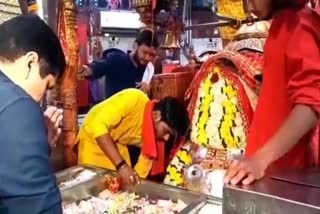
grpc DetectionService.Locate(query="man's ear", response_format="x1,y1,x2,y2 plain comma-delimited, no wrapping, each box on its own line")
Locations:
133,42,138,50
152,110,161,122
24,51,39,79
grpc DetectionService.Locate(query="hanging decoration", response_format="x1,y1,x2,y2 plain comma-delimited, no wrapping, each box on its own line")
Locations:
161,0,182,49
57,0,80,167
131,0,156,28
26,0,37,12
215,0,246,42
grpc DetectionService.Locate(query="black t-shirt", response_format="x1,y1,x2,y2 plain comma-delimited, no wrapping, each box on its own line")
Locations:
89,52,146,98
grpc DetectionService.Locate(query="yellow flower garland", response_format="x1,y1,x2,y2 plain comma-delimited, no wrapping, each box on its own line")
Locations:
196,72,214,146
194,66,246,149
164,147,192,187
164,65,247,187
220,81,241,149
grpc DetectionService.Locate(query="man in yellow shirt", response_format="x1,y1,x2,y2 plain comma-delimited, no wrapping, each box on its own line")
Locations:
76,88,190,187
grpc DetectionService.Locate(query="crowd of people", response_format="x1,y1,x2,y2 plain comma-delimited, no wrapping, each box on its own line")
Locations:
0,0,319,213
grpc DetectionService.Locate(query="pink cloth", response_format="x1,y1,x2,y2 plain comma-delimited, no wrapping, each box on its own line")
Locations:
316,0,320,13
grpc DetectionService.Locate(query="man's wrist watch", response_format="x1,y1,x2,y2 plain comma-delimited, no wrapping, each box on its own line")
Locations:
115,160,127,171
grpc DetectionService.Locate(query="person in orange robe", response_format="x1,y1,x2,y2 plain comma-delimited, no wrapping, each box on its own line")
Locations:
224,0,320,185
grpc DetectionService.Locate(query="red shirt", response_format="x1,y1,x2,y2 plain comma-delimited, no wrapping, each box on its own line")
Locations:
245,7,320,170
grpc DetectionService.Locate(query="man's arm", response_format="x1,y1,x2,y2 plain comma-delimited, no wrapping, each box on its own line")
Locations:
258,21,320,165
96,134,123,167
83,54,114,79
261,19,320,166
254,105,318,168
225,105,319,185
0,98,61,213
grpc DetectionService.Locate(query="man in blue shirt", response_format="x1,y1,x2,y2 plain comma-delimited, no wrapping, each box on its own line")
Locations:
81,30,158,98
0,15,66,213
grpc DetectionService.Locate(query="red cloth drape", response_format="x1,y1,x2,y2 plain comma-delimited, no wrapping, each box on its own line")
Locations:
141,100,166,176
77,23,89,107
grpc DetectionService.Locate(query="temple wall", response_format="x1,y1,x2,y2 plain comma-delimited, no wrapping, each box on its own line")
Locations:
0,0,22,24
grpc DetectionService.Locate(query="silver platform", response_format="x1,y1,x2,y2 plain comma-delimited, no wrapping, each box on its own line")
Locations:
223,169,320,214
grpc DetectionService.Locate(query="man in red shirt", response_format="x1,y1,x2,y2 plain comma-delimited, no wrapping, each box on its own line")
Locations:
225,0,320,185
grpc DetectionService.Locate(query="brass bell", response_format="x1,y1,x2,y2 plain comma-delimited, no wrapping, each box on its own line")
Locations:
161,31,181,49
131,0,151,7
131,0,151,12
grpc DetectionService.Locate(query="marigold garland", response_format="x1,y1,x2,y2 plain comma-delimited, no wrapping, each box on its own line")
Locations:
191,66,246,149
164,65,248,187
164,146,192,187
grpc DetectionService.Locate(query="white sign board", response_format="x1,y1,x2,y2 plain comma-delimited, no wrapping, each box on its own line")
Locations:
100,11,142,29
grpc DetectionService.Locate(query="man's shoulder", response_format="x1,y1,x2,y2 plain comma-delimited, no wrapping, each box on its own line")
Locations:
105,51,128,62
101,52,131,74
0,82,34,114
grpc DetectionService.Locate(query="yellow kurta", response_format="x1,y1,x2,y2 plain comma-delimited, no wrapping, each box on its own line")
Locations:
77,89,152,178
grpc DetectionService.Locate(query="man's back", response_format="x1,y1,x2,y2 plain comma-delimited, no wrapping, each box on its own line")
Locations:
0,71,62,213
77,89,149,171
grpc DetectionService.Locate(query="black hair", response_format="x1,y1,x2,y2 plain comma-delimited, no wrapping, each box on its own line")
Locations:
154,97,190,137
135,30,159,48
0,14,66,79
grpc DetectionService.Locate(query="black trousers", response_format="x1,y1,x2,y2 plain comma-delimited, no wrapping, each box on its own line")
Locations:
127,145,141,167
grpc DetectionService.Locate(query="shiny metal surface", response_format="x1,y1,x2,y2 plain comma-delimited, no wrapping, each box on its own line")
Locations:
55,165,106,191
223,177,320,214
61,171,207,214
190,200,222,214
271,168,320,188
55,165,84,183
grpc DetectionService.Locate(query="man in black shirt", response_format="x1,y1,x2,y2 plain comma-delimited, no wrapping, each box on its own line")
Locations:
0,15,66,213
81,30,158,98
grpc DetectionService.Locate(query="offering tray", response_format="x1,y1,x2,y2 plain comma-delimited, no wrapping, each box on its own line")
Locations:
55,165,106,191
61,171,207,214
